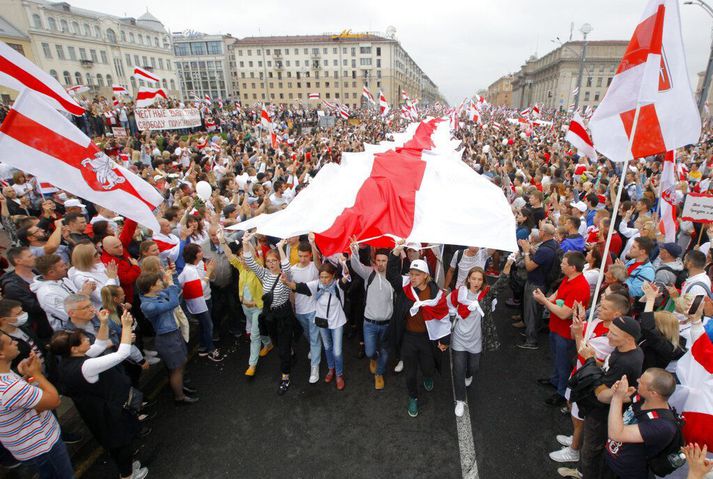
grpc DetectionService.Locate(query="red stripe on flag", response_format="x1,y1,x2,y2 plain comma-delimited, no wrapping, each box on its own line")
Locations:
315,119,440,255
182,279,203,299
0,57,84,115
620,104,666,159
153,239,177,252
568,120,594,147
691,329,713,374
616,5,665,75
682,411,713,450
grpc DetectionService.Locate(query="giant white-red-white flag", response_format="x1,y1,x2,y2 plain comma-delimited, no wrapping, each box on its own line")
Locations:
135,87,166,107
676,320,713,450
378,90,389,117
0,41,84,115
589,0,701,161
133,66,160,83
658,150,678,241
0,90,163,230
565,112,597,160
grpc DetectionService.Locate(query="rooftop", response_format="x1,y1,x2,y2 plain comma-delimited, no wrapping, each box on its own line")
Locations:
36,0,167,32
0,16,28,40
234,33,391,46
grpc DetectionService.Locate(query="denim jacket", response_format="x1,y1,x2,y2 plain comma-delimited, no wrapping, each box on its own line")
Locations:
140,284,181,335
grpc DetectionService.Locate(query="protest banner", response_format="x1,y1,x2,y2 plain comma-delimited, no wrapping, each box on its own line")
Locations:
112,127,127,138
135,108,201,131
681,192,713,224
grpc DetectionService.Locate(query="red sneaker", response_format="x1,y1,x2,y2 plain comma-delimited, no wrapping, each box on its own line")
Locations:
324,368,335,383
336,375,345,390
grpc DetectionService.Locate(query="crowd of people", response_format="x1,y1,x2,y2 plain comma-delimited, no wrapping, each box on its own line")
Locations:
0,93,711,479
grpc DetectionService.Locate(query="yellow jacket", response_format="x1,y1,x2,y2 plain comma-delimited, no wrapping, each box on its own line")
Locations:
229,256,264,309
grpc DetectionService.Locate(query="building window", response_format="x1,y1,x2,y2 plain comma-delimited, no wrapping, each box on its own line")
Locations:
142,56,148,66
586,77,592,87
63,71,71,85
170,79,176,90
90,50,98,62
75,72,82,84
86,73,93,85
60,19,68,32
150,57,156,68
376,47,381,56
96,74,104,86
120,30,126,42
129,32,135,43
594,93,600,101
596,77,602,87
154,37,159,48
55,45,64,60
359,46,371,54
158,58,164,70
138,34,143,44
191,42,206,55
607,77,613,86
106,74,112,86
41,43,51,59
167,60,172,70
163,37,170,49
376,59,381,67
83,23,90,36
107,29,116,43
49,69,58,81
162,79,167,88
258,61,262,67
32,14,42,28
584,91,590,101
100,51,108,63
351,47,356,56
48,17,57,30
94,26,101,38
125,54,131,66
360,58,372,66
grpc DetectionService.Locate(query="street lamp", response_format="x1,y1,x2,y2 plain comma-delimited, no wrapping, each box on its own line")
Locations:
574,23,593,111
684,0,713,114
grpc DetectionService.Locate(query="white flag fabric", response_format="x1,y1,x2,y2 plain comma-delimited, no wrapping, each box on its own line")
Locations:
135,87,166,107
379,90,390,117
589,0,701,161
0,90,163,230
0,40,84,115
133,66,160,83
565,112,597,160
658,151,677,242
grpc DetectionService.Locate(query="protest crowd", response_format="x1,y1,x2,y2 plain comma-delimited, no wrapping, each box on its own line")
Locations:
1,36,713,479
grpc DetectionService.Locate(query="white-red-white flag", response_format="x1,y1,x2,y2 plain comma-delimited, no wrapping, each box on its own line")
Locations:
378,90,389,117
565,112,597,160
260,105,271,128
0,90,162,229
338,104,350,120
658,150,678,241
135,87,166,107
589,0,701,161
0,41,84,115
308,92,320,100
133,66,160,83
676,320,713,450
66,85,89,96
362,85,375,104
112,84,128,96
204,94,211,105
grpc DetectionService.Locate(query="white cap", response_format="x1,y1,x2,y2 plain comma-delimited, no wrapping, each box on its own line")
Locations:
570,200,587,212
404,241,421,251
409,259,430,275
64,198,86,209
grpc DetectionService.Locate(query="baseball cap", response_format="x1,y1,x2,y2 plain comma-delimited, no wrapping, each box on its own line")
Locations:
404,242,421,251
570,200,587,213
612,316,641,341
661,242,683,258
409,259,429,275
64,199,86,209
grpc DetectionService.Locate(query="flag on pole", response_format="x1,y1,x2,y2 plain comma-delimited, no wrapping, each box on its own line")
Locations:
260,104,271,128
572,87,579,96
338,104,350,120
308,92,320,100
378,90,389,117
66,85,89,95
362,85,375,104
0,40,84,115
0,90,162,230
565,112,597,160
135,87,167,107
133,66,160,83
112,84,128,95
589,0,701,161
658,150,678,241
204,94,211,105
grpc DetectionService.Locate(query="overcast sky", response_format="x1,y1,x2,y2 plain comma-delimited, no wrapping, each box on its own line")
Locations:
71,0,711,105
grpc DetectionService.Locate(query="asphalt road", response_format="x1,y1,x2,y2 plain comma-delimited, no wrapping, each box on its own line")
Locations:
81,288,573,479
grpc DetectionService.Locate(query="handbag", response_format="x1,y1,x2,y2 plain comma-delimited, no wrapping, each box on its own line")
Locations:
258,276,280,335
314,289,336,329
261,274,279,310
122,386,144,416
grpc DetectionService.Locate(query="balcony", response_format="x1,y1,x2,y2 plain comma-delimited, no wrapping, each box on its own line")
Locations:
275,61,283,70
80,59,94,68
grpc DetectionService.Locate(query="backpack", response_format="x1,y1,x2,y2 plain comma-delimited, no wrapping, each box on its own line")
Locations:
542,241,565,294
655,266,688,290
449,249,467,290
644,407,686,476
567,357,604,417
683,280,713,299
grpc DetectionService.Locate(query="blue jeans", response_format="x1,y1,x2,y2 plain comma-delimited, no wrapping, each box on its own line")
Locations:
295,312,321,368
24,439,75,479
320,325,344,376
195,299,215,353
243,305,271,366
549,332,576,397
363,320,389,375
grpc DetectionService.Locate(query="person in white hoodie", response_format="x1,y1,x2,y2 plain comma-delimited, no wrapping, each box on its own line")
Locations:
30,254,96,331
67,243,119,309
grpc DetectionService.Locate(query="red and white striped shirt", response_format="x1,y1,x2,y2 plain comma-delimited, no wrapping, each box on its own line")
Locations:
0,373,61,461
178,262,211,314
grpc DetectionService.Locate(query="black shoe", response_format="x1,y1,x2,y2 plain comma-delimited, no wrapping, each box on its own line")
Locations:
277,378,290,395
516,342,539,350
537,378,556,389
139,426,152,438
357,343,365,359
545,393,567,406
141,399,157,410
61,431,82,445
174,395,199,405
183,385,198,395
138,409,157,422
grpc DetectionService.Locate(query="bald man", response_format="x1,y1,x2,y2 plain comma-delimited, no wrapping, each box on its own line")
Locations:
100,219,141,301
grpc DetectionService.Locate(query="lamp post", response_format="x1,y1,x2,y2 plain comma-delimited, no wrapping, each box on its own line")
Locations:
573,23,593,111
684,0,713,114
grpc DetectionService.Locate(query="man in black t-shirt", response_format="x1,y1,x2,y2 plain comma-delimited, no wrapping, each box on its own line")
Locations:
577,316,644,479
605,368,678,479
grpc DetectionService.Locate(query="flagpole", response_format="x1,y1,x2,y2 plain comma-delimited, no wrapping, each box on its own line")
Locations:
586,104,642,325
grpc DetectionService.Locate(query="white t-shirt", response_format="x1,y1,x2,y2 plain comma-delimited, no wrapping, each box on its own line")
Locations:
682,272,712,298
291,262,319,314
450,249,491,288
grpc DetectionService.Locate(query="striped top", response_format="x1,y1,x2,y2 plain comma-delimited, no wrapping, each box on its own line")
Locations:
244,251,292,308
0,372,60,461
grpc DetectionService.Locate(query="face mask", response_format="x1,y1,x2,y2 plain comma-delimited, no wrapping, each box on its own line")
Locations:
12,312,28,327
57,192,68,201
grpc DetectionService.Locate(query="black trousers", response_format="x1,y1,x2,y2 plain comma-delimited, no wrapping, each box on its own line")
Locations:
402,331,436,399
580,408,616,479
108,443,134,477
261,303,298,375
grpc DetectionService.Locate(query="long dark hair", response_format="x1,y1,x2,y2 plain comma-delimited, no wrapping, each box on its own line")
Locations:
49,330,86,357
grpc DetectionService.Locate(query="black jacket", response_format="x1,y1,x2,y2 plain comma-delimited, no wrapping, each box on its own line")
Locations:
638,312,687,370
0,272,53,341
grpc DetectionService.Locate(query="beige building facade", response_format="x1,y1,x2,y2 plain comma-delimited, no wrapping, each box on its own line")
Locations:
510,40,627,111
0,15,35,103
172,32,238,101
486,74,512,106
0,0,180,100
232,31,443,108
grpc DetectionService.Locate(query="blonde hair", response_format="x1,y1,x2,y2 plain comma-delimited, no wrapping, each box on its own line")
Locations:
608,264,628,283
141,256,162,274
653,311,680,349
71,243,98,271
100,285,123,325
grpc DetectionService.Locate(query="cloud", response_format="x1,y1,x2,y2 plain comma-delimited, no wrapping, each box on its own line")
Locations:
71,0,711,104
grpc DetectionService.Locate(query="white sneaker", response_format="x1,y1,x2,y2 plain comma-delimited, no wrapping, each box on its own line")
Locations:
309,365,319,384
394,360,404,373
454,401,465,417
556,434,573,447
130,466,149,479
143,349,158,357
549,446,580,463
307,352,312,360
132,461,141,471
465,376,473,387
557,467,582,478
146,356,161,365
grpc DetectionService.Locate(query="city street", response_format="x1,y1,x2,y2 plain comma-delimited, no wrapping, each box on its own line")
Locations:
82,293,570,479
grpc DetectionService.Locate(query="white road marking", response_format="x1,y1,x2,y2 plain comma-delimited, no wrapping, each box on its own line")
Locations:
456,403,479,479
